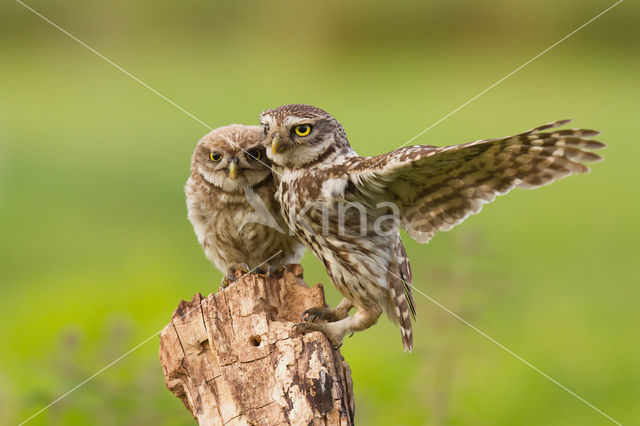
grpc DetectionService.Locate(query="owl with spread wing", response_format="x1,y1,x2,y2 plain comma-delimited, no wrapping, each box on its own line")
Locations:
260,104,604,352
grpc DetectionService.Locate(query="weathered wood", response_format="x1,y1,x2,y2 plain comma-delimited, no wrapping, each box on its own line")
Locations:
159,265,355,425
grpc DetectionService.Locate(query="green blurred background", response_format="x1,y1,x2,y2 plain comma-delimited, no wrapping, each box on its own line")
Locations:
1,0,638,424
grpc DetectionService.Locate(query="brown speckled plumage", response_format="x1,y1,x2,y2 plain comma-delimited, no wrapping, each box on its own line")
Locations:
260,104,604,351
185,124,305,286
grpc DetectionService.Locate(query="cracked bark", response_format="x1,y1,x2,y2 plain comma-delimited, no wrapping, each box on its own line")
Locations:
159,265,355,425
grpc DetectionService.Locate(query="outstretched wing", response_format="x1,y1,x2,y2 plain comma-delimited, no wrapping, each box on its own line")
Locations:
348,120,605,243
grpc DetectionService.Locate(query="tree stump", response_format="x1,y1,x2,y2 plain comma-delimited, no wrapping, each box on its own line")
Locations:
158,265,355,425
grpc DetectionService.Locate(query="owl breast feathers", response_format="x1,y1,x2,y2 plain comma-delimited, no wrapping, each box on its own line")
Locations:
185,124,305,286
260,104,605,351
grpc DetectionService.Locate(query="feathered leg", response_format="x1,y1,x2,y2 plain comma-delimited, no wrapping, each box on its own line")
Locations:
295,304,381,348
301,298,353,323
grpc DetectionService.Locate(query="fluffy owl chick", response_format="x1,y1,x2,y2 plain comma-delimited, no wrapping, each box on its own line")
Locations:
260,104,605,351
185,124,305,287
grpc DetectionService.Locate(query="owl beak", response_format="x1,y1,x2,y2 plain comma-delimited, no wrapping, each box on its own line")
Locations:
272,135,284,155
228,158,238,180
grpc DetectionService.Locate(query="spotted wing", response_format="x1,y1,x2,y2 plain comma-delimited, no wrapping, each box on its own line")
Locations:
349,120,605,243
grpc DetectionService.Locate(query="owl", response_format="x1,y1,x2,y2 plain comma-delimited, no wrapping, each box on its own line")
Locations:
185,124,305,287
260,104,605,351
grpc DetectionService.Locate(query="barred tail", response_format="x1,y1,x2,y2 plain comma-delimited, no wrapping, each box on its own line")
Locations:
388,282,414,352
387,237,416,352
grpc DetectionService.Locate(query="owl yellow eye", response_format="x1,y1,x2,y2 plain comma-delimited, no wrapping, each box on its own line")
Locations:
294,124,312,137
210,152,222,162
246,149,262,161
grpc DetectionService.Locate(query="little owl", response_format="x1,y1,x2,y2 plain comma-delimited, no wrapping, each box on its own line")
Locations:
260,104,604,351
185,124,305,287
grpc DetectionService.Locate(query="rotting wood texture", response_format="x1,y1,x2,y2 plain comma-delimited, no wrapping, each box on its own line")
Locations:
159,265,355,425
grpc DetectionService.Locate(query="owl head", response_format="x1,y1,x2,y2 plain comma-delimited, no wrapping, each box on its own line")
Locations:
191,124,271,192
260,104,351,168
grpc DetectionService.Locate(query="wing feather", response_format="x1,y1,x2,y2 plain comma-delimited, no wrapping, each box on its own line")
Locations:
348,120,605,243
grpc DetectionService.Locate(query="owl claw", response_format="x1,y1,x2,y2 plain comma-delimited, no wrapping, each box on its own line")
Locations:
293,322,343,349
226,263,251,278
301,303,352,323
220,275,234,289
267,265,287,279
300,307,335,323
221,263,252,289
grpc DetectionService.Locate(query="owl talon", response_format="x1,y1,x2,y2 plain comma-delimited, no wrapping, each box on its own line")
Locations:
225,263,251,281
300,307,334,323
267,265,287,279
220,275,234,289
221,263,251,289
293,322,343,349
239,263,251,275
300,304,351,323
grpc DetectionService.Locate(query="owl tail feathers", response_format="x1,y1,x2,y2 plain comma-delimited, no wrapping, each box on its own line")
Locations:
387,283,414,353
